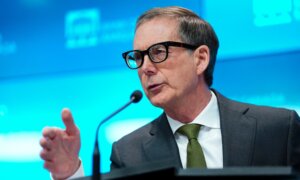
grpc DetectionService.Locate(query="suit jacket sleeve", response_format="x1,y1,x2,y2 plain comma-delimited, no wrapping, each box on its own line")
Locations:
288,110,300,168
110,142,123,169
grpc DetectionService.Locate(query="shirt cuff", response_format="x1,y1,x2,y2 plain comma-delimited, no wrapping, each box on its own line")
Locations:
50,160,84,180
68,160,84,179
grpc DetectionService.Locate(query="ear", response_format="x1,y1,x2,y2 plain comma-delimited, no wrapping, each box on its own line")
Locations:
194,45,210,75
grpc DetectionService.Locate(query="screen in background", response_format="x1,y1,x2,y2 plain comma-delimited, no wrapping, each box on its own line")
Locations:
204,0,300,59
0,0,299,179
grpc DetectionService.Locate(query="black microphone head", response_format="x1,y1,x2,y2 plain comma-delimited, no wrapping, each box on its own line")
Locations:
131,90,143,103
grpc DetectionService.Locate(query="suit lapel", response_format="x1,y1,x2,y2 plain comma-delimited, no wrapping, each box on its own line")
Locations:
214,90,257,166
142,113,182,168
141,90,257,167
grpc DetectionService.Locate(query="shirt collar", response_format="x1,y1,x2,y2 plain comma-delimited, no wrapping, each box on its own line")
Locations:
167,91,220,134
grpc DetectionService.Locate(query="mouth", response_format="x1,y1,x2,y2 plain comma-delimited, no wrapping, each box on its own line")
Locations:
147,83,163,93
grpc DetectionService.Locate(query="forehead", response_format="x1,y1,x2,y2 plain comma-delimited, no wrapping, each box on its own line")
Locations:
133,17,179,50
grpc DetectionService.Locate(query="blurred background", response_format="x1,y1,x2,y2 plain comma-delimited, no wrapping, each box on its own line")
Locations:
0,0,299,179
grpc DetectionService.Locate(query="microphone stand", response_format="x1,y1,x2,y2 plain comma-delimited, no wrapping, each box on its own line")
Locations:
92,91,142,180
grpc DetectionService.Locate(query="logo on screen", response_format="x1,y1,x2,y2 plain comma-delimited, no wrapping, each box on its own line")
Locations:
253,0,300,26
65,9,100,49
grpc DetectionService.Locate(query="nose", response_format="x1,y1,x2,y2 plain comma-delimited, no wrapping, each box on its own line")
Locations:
140,55,157,75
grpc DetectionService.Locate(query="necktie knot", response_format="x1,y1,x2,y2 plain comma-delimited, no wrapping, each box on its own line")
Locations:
177,124,201,140
177,123,206,168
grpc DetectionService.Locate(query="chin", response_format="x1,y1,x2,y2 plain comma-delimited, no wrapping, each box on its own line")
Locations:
146,87,172,108
148,95,168,108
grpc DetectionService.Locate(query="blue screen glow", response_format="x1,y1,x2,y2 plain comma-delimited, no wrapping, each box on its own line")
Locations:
0,0,299,179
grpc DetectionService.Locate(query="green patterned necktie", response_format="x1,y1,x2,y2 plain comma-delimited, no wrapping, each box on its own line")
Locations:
177,124,207,168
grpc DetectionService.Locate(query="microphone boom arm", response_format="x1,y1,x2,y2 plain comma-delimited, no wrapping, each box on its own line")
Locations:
92,90,142,180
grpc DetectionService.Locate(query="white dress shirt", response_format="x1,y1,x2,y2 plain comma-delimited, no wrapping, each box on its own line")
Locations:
167,91,223,168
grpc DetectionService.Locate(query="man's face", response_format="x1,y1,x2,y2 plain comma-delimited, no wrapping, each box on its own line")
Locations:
134,17,201,109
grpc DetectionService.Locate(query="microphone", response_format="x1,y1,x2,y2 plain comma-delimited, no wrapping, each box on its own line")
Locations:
92,90,143,180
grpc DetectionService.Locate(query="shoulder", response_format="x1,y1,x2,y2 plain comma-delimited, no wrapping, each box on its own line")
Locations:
114,113,166,145
213,89,298,123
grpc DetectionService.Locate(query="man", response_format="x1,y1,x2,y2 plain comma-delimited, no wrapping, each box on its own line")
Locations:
40,6,300,179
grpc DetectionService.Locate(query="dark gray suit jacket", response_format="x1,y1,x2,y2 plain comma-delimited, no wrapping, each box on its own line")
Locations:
110,90,300,170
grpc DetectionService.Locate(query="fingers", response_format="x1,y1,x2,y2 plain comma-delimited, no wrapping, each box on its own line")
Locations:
40,132,56,161
40,137,55,162
40,148,54,161
40,127,61,154
43,160,54,171
40,137,51,150
61,108,78,135
43,159,59,174
42,127,57,140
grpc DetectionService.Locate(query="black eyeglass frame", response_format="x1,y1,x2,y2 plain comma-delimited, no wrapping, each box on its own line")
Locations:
122,41,198,69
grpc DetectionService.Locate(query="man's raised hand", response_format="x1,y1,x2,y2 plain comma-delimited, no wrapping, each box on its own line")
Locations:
40,108,81,180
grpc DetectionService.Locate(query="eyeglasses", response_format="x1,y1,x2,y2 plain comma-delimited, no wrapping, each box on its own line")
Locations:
122,41,198,69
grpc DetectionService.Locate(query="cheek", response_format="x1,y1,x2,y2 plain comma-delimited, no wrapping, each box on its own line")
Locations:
137,71,148,90
137,69,142,76
137,70,143,82
170,65,197,88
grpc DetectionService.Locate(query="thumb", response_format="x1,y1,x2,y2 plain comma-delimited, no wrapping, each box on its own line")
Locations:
61,108,78,135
